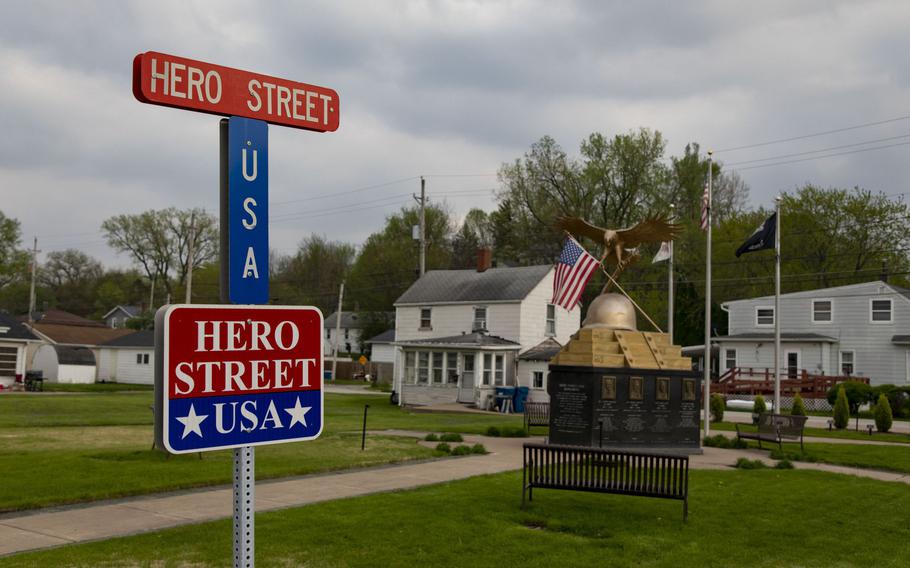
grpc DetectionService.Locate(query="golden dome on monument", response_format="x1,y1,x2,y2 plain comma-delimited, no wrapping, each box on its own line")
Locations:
582,293,637,331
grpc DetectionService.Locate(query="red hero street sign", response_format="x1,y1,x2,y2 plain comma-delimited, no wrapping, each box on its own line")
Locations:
133,51,340,132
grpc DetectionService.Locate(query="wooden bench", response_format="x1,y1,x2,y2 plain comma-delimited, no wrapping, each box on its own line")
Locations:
522,443,690,521
523,402,549,430
735,413,807,451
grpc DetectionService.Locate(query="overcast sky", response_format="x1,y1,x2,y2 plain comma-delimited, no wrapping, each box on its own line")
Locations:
3,0,910,268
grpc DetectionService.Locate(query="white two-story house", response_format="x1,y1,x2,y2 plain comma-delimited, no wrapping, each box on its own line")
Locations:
392,256,580,408
717,280,910,386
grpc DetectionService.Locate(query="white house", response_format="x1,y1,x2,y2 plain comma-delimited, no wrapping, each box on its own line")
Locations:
32,344,96,383
97,330,155,384
393,257,580,408
0,313,39,389
717,280,910,386
102,305,141,329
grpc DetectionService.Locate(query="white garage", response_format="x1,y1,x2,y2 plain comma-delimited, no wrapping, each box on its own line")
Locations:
32,344,97,384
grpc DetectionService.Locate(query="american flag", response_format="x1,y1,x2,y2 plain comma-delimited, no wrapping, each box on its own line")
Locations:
700,182,710,231
552,237,600,310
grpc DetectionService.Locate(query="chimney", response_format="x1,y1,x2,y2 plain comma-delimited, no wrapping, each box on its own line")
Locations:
476,247,492,272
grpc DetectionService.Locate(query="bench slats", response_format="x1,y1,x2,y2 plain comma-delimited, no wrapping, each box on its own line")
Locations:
522,443,689,521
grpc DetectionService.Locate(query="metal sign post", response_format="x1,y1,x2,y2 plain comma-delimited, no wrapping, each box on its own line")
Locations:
137,50,338,568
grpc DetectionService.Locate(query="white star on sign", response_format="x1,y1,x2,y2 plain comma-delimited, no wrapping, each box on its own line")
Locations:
285,397,312,429
175,404,208,439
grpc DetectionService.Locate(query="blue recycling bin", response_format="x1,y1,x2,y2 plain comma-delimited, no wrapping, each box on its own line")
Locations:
494,387,516,412
513,386,530,413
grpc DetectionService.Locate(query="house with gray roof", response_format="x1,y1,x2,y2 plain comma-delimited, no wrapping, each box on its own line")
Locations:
393,255,580,408
102,305,142,329
0,312,40,389
716,280,910,386
324,311,393,356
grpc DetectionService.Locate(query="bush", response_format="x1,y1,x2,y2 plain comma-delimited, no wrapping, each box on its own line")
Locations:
710,394,725,423
833,385,850,429
735,458,767,470
774,459,794,470
439,433,463,442
450,445,473,456
826,381,872,414
485,426,501,437
874,394,893,433
702,435,747,449
790,394,806,416
435,442,451,453
499,426,529,438
470,443,488,454
753,395,767,415
424,433,439,442
872,385,910,419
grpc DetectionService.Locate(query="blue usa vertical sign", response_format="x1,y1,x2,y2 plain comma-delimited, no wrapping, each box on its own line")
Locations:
222,117,269,304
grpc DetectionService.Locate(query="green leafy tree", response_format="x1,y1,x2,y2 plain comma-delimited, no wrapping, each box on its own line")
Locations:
873,394,893,433
271,235,355,313
826,381,872,415
450,209,493,269
833,386,850,429
346,204,453,311
0,211,29,289
790,393,806,416
39,249,103,316
753,395,767,415
710,393,725,423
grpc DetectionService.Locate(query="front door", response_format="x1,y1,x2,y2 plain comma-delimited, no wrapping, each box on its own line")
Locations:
785,350,800,379
458,354,475,403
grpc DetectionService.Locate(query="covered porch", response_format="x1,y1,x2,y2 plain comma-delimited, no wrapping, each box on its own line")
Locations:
393,331,520,408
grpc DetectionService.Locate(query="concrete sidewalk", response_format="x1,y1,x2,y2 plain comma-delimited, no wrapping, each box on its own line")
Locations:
1,431,908,558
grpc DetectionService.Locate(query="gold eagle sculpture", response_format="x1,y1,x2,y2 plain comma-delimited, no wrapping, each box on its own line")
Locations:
555,214,681,289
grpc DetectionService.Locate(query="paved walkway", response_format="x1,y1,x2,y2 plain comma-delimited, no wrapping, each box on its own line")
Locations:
1,430,908,558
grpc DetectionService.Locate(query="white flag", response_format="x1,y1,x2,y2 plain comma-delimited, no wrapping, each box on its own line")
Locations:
652,241,671,263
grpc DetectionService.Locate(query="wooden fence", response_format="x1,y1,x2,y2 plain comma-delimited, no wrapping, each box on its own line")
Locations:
713,367,869,398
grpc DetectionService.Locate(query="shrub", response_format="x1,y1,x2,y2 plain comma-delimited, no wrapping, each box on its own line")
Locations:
710,394,725,423
826,381,872,414
450,445,473,456
774,459,794,470
485,426,501,437
790,393,806,416
702,435,748,449
424,433,439,442
735,458,767,470
499,426,529,438
833,385,850,429
753,395,767,415
435,442,451,453
874,394,893,433
439,433,463,442
470,443,488,454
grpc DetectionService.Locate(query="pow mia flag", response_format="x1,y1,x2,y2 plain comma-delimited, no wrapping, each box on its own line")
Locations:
735,213,776,257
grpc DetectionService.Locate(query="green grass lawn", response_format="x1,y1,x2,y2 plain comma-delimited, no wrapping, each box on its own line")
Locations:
761,441,910,474
0,393,524,511
3,469,908,567
41,382,154,393
711,420,910,444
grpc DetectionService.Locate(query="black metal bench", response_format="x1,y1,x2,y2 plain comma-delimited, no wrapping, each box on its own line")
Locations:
522,443,690,521
523,402,549,430
735,413,807,451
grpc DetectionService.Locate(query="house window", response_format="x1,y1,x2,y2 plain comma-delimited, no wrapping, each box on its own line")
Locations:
420,308,432,329
136,353,149,365
840,351,855,376
432,352,444,384
812,300,832,323
417,352,429,384
405,352,416,383
871,299,892,323
447,352,458,384
494,354,504,386
344,328,349,339
546,304,556,336
325,329,330,339
724,349,737,370
111,317,119,329
482,353,492,385
755,307,774,326
473,306,487,330
532,370,545,389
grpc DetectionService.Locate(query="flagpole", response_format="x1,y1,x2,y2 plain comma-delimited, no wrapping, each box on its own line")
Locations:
668,203,675,344
774,195,782,413
703,152,713,438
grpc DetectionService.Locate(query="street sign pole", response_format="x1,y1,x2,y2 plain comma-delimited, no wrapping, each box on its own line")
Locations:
233,446,255,567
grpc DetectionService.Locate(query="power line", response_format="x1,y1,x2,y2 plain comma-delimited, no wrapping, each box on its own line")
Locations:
715,113,910,153
730,140,910,172
724,133,910,167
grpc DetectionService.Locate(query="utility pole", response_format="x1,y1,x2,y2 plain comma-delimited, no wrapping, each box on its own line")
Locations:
149,274,156,312
330,281,345,382
185,212,196,304
27,237,40,325
668,204,675,344
413,176,426,277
